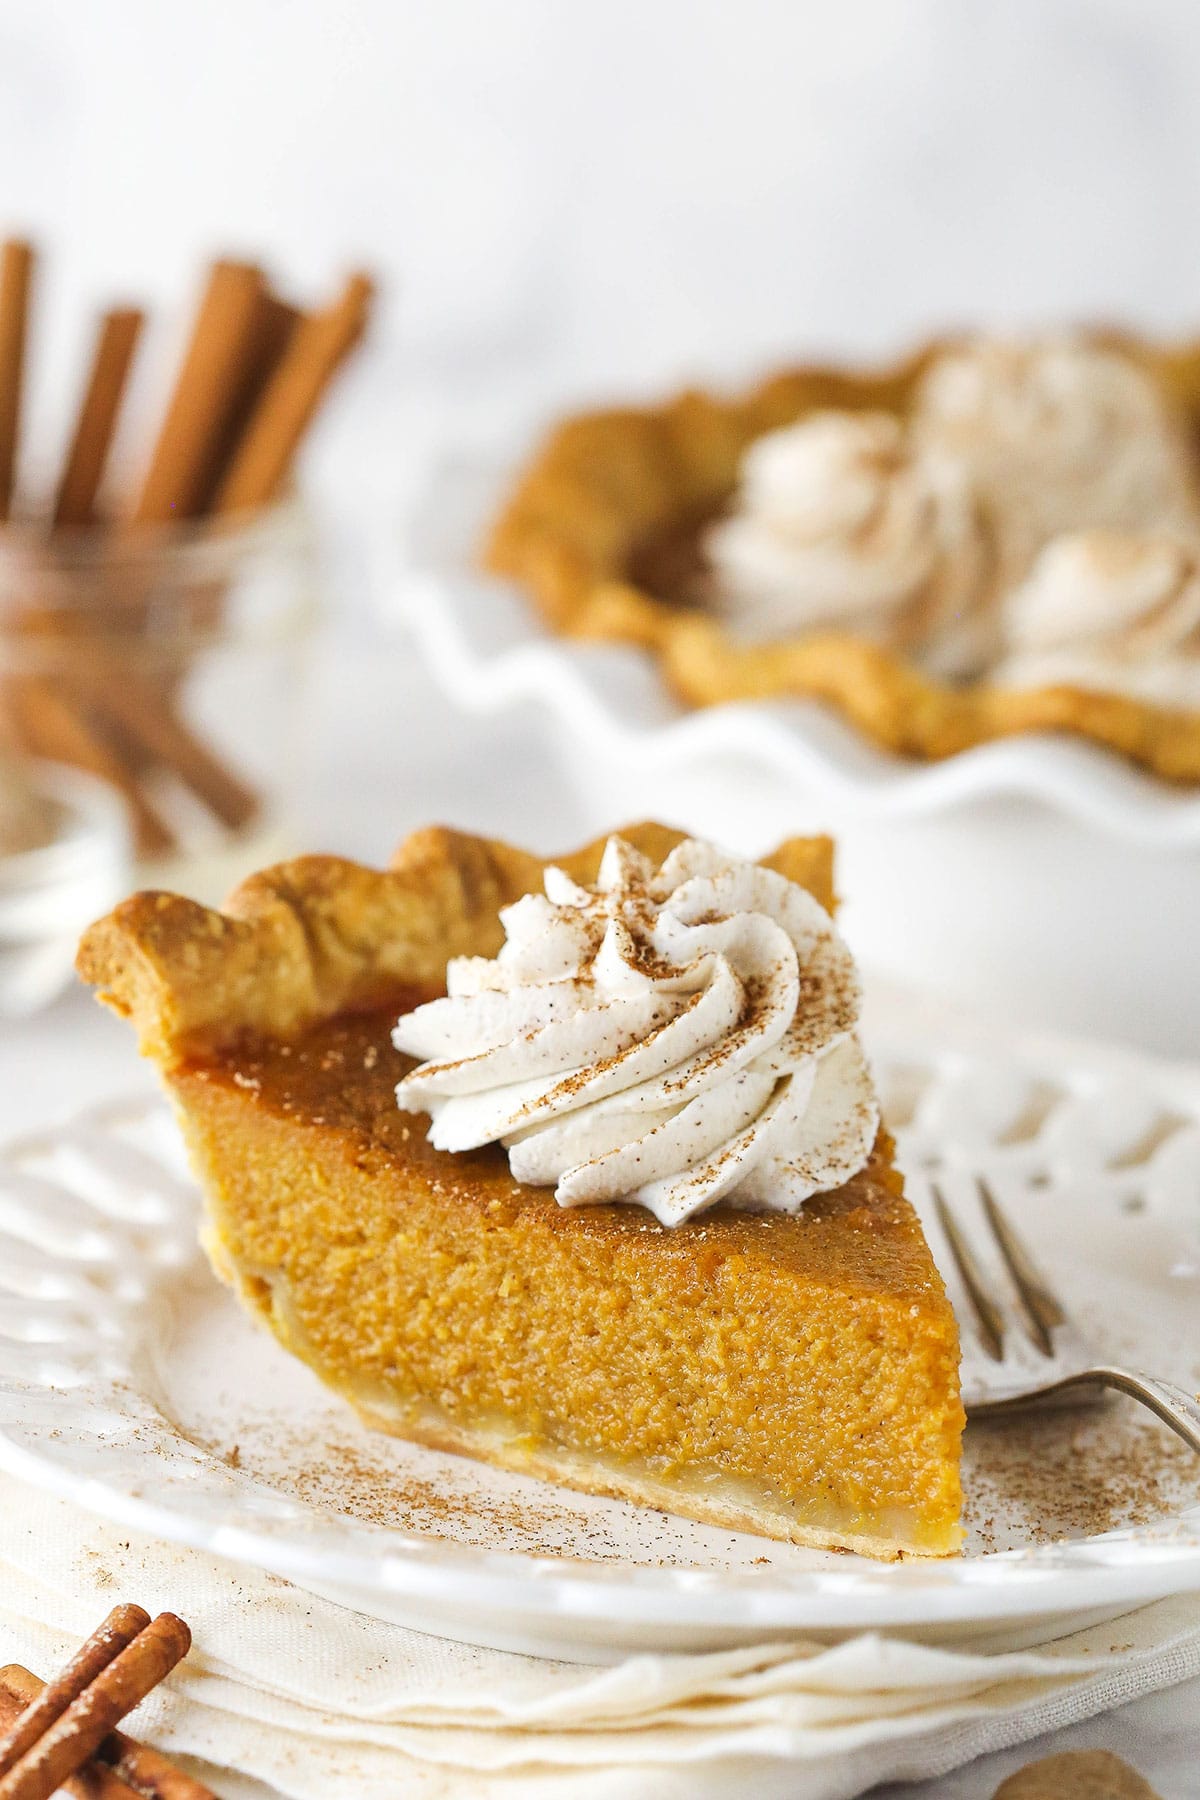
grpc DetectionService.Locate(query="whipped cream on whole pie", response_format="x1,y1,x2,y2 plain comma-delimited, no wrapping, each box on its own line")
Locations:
393,835,878,1227
995,528,1200,708
705,411,988,673
913,337,1198,587
702,337,1200,695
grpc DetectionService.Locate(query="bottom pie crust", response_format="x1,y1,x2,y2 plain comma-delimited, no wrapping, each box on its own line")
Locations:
206,1213,957,1563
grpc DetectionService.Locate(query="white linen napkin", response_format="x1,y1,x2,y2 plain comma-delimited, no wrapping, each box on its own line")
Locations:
0,1473,1197,1800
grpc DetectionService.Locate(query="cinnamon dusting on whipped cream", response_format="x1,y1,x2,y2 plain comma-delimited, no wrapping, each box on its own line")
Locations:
705,410,988,674
995,528,1200,708
706,336,1200,690
393,836,878,1227
913,336,1198,589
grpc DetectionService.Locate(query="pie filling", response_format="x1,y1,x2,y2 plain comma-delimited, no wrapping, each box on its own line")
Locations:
173,1002,964,1559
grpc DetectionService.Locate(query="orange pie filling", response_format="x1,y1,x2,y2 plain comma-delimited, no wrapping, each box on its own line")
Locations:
172,1003,963,1559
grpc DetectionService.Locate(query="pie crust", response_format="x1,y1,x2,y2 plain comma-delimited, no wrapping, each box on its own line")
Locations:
78,822,964,1560
483,334,1200,781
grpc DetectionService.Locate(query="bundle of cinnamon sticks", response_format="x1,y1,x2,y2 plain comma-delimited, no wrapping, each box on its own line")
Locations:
0,240,374,857
0,1603,211,1799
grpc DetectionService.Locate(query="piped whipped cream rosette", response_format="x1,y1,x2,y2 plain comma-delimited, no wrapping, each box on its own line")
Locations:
393,836,878,1228
705,410,988,675
912,336,1199,589
994,528,1200,709
704,338,1200,693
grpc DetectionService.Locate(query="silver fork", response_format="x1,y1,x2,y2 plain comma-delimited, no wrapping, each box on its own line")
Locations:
931,1176,1200,1452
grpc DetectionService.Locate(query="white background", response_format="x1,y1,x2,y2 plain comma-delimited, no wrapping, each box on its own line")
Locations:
3,3,1199,1791
8,0,1200,519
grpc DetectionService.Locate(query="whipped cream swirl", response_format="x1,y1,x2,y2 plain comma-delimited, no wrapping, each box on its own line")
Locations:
914,337,1198,588
995,529,1200,708
706,411,986,672
393,837,878,1228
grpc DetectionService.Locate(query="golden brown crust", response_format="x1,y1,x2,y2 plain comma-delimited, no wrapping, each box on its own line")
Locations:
482,334,1200,782
76,821,835,1065
347,1394,941,1559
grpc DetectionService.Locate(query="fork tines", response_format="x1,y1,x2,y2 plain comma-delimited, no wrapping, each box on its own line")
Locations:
933,1177,1066,1361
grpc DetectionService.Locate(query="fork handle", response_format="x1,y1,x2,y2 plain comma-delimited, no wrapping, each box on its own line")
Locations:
1061,1366,1200,1455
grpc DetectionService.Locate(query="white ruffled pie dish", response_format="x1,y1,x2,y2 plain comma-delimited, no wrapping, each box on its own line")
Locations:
399,458,1200,1059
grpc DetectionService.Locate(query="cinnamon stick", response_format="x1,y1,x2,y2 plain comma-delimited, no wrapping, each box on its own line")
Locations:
105,261,290,839
249,291,302,390
76,664,260,831
0,1664,214,1800
195,286,299,516
130,260,266,523
0,1613,191,1800
0,1607,149,1777
0,240,34,521
53,309,144,528
104,1724,214,1800
0,1678,136,1800
215,270,373,512
2,674,175,855
4,580,260,849
0,246,371,864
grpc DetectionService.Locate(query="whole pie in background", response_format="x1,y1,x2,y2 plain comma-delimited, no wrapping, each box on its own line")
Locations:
484,332,1200,781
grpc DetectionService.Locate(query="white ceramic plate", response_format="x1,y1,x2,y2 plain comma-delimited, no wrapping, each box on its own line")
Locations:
1,995,1198,1663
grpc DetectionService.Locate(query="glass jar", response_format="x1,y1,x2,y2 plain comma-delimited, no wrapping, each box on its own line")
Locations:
0,498,320,908
0,756,130,1016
